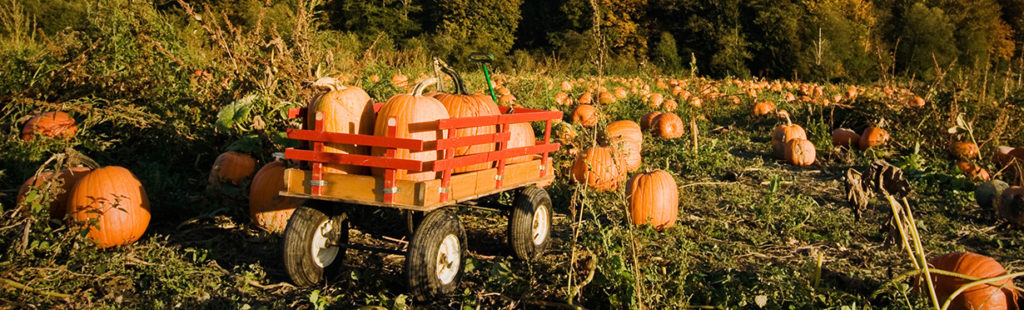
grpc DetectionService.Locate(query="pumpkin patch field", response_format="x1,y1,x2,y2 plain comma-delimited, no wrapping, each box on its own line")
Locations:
6,2,1024,309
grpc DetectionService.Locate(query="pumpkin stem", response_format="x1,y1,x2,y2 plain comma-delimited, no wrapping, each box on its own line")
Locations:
439,64,469,95
778,111,793,126
312,77,346,91
411,77,438,97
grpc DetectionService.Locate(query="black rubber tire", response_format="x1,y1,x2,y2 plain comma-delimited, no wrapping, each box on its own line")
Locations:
508,186,553,261
406,209,467,301
282,206,348,287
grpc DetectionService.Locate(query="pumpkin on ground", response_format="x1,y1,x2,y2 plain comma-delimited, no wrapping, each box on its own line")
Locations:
308,78,375,174
649,93,665,109
926,252,1018,310
640,111,662,131
571,146,624,192
653,113,684,139
784,139,816,166
957,161,991,182
435,68,500,173
998,186,1024,226
391,73,408,88
572,105,599,127
67,166,151,248
21,111,78,141
752,101,775,117
17,167,92,219
598,92,616,104
371,78,450,182
209,151,257,185
950,141,980,161
249,160,305,233
858,127,890,150
975,180,1009,210
993,146,1017,167
626,170,679,230
771,115,807,159
606,120,643,172
831,128,859,148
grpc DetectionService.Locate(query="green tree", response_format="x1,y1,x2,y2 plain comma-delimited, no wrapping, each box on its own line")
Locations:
323,0,423,41
431,0,523,66
800,0,879,82
653,32,682,72
897,2,958,80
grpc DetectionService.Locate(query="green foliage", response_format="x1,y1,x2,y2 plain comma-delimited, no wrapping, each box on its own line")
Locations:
432,0,524,68
897,3,959,81
652,32,682,72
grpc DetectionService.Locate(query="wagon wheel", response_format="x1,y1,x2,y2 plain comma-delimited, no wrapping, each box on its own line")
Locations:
406,208,467,301
508,186,552,261
282,206,349,287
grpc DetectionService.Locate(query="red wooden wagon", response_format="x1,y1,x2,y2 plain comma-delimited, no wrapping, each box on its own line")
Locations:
279,103,562,300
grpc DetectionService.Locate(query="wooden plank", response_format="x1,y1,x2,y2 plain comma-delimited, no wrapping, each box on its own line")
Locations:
284,148,426,171
437,115,501,130
283,169,423,206
287,129,426,151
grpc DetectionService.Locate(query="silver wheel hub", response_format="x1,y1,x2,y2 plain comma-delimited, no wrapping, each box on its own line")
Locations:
311,218,340,268
435,234,461,285
532,204,549,245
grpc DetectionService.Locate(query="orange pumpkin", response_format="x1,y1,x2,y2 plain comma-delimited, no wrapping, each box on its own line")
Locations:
506,122,537,164
391,73,408,88
640,111,662,131
17,167,92,219
598,92,616,104
831,128,859,148
784,139,816,166
957,161,991,182
572,105,599,127
571,146,624,191
752,101,776,117
435,69,500,173
560,81,573,92
372,78,450,182
499,93,517,106
308,79,375,174
993,146,1017,167
614,87,628,99
998,186,1024,225
249,160,305,233
649,93,665,109
910,96,926,108
627,170,678,230
653,113,684,139
606,120,643,172
209,151,257,185
21,112,78,141
578,92,593,105
663,99,679,112
927,252,1018,310
67,166,151,248
858,127,889,150
771,117,807,159
949,142,980,161
555,92,571,106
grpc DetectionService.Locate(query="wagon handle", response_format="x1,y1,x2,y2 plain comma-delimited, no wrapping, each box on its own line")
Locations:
469,52,499,106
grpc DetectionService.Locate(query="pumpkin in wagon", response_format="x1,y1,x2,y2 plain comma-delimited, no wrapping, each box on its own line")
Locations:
434,67,500,173
627,169,678,230
371,78,450,182
67,166,151,248
307,77,375,174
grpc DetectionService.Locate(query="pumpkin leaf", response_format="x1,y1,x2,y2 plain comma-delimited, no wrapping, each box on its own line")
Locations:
271,130,299,149
216,95,256,131
227,134,262,155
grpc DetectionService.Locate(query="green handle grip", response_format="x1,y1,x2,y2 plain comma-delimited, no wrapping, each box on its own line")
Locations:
469,52,494,63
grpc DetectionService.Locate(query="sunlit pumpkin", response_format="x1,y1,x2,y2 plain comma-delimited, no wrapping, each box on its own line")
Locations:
578,92,593,105
249,160,305,233
640,111,662,131
957,161,990,182
614,87,628,99
21,111,78,141
391,73,408,88
752,101,776,117
209,151,257,185
371,78,450,181
435,69,500,173
606,120,643,172
308,78,375,174
67,166,151,248
950,142,980,161
663,99,678,112
926,252,1018,310
17,167,92,219
771,117,807,159
561,81,573,92
572,104,599,127
598,92,616,104
506,122,537,164
649,93,665,109
653,113,684,139
858,127,890,150
627,170,678,230
784,139,816,166
831,128,859,148
571,146,624,191
555,92,571,106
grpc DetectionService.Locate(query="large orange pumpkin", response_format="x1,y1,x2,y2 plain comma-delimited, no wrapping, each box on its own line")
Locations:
927,252,1018,310
606,120,643,172
653,113,684,139
771,117,807,159
858,127,890,150
640,111,662,131
506,122,537,164
308,78,375,174
434,69,500,173
249,160,305,233
21,112,78,141
572,105,599,127
371,78,450,182
950,142,980,161
209,151,257,185
571,146,624,191
626,170,678,230
784,139,816,166
831,128,859,148
67,166,151,248
17,167,92,219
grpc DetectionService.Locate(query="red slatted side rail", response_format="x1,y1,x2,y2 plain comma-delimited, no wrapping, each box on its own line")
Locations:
383,117,398,204
433,143,560,172
311,112,325,195
541,119,552,178
494,121,508,189
287,129,426,151
283,149,426,171
434,131,510,150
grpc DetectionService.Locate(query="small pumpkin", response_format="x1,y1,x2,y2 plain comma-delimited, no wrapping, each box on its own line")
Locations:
578,92,593,105
926,252,1018,310
993,146,1017,167
67,166,151,248
771,115,807,159
249,160,305,233
555,92,572,106
975,180,1009,210
598,92,616,104
571,146,624,191
752,101,776,117
784,139,816,166
997,186,1024,226
209,151,257,185
391,73,408,88
957,161,991,182
21,112,78,141
614,87,628,99
649,93,665,109
572,105,599,127
371,78,450,182
653,113,684,139
663,99,678,112
560,81,573,92
950,141,980,161
858,127,890,150
17,167,92,219
626,170,679,230
606,120,643,172
308,78,375,175
640,111,662,131
831,128,859,148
